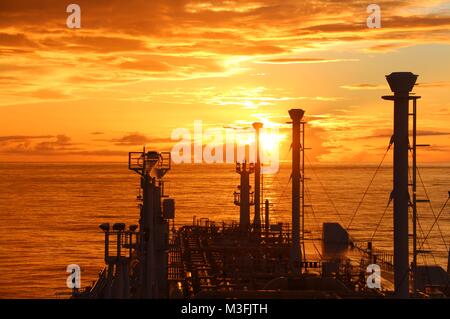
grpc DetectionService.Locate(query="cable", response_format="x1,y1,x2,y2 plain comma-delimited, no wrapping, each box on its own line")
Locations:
267,146,292,221
304,182,323,259
416,166,449,251
305,153,346,226
369,197,391,242
418,197,449,252
346,143,392,231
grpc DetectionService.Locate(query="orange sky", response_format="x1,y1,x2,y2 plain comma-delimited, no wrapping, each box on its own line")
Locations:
0,0,449,163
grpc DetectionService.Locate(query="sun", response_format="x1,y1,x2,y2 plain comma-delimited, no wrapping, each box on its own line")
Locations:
260,131,284,154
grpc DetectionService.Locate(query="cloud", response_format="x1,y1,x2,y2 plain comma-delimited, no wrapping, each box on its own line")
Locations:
110,133,151,146
349,129,450,140
340,81,450,90
0,135,53,142
34,134,75,151
0,32,36,48
0,134,80,154
382,15,450,29
118,58,172,72
55,36,148,53
0,0,447,108
25,89,70,100
202,86,344,108
0,134,133,157
185,2,264,13
365,43,411,52
340,84,388,90
63,150,127,156
0,0,449,162
426,145,450,152
416,81,450,88
410,130,450,137
107,133,173,146
257,58,359,64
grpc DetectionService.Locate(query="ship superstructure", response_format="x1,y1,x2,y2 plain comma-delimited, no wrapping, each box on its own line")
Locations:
71,72,450,299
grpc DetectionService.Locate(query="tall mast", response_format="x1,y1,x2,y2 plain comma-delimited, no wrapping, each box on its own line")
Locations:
412,97,418,294
383,72,418,299
289,109,305,273
252,122,263,233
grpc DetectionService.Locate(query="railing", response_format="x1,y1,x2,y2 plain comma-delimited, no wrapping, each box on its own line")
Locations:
128,151,145,173
128,151,171,178
158,152,171,171
352,240,394,270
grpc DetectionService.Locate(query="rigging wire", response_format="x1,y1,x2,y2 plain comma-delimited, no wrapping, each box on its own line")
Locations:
346,142,392,231
417,197,449,253
261,144,292,222
305,153,346,226
304,182,323,258
393,151,443,294
404,143,440,267
396,204,438,292
369,197,391,242
416,166,449,251
414,205,437,266
269,147,292,221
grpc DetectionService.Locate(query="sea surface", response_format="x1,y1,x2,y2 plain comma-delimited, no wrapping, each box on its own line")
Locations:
0,162,448,298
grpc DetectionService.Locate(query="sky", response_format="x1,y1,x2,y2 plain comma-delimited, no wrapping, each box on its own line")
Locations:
0,0,449,163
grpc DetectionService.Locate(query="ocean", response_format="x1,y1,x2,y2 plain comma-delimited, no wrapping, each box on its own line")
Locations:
0,162,448,298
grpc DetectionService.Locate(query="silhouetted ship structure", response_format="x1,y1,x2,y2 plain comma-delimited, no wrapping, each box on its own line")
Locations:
70,72,450,299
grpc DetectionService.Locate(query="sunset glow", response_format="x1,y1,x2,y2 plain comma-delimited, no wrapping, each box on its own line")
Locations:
0,0,449,163
1,1,450,302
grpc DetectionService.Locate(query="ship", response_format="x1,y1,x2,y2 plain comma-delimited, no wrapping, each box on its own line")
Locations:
69,72,450,299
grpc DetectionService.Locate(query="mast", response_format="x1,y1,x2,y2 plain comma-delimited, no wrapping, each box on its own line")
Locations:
410,90,424,295
289,109,305,273
383,72,418,298
234,162,255,233
252,122,263,233
301,120,306,260
412,97,417,295
128,150,173,298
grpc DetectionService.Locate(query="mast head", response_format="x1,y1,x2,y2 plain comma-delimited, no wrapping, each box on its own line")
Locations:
252,122,263,130
386,72,418,94
129,150,171,178
145,151,160,171
288,109,305,121
99,223,110,232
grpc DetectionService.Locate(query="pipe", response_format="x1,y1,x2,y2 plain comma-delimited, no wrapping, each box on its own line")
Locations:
104,230,109,263
117,230,121,258
289,108,305,273
252,122,263,232
237,162,252,232
383,72,418,298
